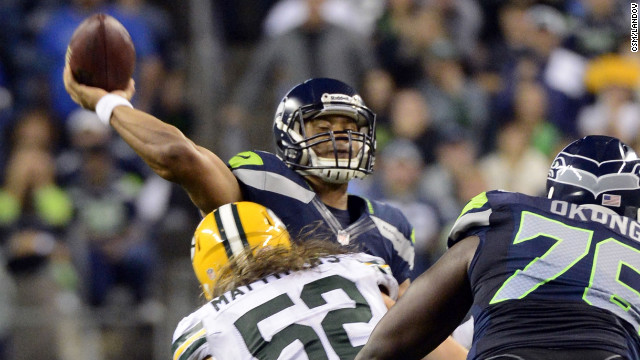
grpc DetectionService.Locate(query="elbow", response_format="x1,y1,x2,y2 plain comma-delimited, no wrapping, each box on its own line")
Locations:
151,140,200,182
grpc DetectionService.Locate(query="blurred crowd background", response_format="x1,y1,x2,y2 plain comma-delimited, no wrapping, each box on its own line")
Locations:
0,0,638,359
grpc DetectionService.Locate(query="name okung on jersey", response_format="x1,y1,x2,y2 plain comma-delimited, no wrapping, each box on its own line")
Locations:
550,200,640,241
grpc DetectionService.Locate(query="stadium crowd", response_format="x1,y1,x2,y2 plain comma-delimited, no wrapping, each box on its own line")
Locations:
0,0,637,359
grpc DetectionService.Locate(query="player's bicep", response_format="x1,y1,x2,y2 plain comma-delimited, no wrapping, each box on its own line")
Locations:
409,235,477,336
179,144,242,213
358,236,477,359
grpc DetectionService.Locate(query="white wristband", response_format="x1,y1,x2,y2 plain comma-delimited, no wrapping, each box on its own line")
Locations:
95,94,133,125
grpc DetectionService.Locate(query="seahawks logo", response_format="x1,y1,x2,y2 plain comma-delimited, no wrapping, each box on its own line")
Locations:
549,154,640,196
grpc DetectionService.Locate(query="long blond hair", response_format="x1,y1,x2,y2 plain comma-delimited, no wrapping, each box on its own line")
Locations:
211,239,352,298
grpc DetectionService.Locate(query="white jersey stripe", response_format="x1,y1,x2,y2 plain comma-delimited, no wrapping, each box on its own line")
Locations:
370,216,414,269
233,168,316,203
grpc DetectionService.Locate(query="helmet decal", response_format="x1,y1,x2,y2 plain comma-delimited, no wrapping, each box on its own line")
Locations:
547,135,640,219
213,202,250,256
550,153,640,196
206,268,215,280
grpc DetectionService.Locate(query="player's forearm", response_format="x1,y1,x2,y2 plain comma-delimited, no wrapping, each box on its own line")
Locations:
110,106,195,181
110,106,243,212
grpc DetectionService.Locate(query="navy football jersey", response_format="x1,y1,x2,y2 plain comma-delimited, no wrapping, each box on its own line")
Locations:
227,150,415,283
449,190,640,359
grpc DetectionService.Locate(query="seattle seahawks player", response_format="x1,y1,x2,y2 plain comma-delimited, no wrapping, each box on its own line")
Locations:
171,202,467,360
356,135,640,360
63,67,415,292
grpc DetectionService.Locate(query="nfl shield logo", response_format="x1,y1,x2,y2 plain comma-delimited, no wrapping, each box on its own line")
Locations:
602,194,621,207
206,268,216,280
337,230,350,245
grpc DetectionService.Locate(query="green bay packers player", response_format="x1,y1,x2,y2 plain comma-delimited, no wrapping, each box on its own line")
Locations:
171,202,467,360
63,66,414,293
356,135,640,360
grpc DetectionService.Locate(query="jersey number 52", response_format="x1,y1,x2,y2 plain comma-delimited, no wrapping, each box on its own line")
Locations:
234,274,372,359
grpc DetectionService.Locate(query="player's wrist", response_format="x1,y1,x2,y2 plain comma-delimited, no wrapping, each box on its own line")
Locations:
95,94,133,125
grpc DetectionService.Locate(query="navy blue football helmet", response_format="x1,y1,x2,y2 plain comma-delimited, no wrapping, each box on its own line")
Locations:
273,78,376,183
547,135,640,219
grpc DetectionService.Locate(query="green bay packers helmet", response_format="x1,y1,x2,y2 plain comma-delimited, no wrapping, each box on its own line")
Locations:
191,202,291,300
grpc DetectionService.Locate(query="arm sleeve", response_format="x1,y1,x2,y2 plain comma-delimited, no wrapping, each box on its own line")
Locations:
172,311,211,360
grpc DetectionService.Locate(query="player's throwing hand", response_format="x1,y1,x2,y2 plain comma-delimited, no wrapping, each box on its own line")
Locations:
63,64,135,111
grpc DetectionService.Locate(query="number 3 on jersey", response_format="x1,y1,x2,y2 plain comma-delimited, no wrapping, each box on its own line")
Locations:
490,211,640,333
234,275,372,359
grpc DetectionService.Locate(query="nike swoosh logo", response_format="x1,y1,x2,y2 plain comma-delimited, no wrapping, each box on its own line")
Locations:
228,152,263,168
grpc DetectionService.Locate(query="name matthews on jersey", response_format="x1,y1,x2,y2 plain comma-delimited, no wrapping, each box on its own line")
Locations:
550,200,640,241
209,256,342,312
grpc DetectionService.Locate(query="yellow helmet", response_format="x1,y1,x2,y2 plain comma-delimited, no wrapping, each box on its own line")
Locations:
191,202,291,300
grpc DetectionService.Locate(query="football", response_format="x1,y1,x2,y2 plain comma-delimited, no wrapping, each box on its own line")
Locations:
66,13,136,91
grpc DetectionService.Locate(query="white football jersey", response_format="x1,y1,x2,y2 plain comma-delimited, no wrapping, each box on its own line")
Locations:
172,253,398,360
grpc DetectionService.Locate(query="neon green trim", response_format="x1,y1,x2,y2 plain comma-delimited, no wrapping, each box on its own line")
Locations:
228,151,263,168
363,198,374,214
584,239,640,310
490,211,592,304
410,228,416,244
457,192,488,220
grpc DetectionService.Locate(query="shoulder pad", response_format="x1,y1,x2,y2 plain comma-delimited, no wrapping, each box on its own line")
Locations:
448,190,526,246
363,197,412,228
448,191,492,246
228,151,293,173
228,151,264,169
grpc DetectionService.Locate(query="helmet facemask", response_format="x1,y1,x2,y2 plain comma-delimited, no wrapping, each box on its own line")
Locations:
275,94,376,184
